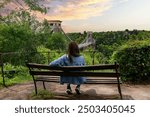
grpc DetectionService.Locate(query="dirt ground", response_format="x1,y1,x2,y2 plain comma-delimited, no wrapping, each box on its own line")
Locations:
0,81,150,100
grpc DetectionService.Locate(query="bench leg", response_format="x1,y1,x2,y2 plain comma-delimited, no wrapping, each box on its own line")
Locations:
1,65,6,87
117,83,123,99
2,74,6,87
43,81,46,90
33,80,38,95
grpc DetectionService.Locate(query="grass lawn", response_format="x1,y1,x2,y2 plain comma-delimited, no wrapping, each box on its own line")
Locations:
0,73,32,87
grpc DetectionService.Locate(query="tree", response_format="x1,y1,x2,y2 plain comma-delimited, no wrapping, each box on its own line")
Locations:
0,0,52,47
46,33,67,51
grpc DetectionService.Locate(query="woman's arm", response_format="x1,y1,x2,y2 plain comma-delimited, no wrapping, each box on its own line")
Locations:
49,54,67,66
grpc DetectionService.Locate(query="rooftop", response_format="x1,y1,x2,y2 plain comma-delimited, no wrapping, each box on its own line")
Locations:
47,20,62,23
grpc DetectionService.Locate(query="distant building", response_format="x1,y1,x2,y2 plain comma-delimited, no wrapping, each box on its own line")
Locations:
47,20,62,33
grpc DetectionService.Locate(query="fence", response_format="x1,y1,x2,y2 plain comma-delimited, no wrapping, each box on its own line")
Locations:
0,50,98,65
0,50,99,86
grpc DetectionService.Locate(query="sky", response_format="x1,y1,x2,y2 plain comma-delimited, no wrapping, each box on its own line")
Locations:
2,0,150,33
37,0,150,33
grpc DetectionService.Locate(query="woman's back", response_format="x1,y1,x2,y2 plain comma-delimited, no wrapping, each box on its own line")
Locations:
49,54,85,66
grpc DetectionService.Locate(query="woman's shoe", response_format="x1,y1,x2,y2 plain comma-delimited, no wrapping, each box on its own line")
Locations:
75,88,81,95
66,89,73,95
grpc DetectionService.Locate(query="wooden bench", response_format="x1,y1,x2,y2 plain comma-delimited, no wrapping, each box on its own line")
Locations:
26,62,123,99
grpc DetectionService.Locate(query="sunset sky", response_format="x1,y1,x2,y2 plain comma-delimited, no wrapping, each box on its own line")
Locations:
2,0,150,33
39,0,150,33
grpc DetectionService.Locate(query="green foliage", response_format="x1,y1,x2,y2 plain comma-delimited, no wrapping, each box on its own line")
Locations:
76,36,85,44
0,2,51,47
1,10,51,34
112,40,150,82
67,32,83,41
0,17,51,65
0,23,38,65
37,19,52,39
46,33,67,51
97,44,114,59
37,46,51,64
0,23,35,52
81,48,99,65
69,30,150,65
95,52,108,64
82,52,94,65
49,51,65,63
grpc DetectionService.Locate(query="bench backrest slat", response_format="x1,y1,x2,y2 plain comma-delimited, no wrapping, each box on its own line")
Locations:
30,71,119,77
26,63,119,71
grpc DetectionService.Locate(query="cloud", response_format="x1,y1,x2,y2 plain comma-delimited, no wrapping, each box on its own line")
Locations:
113,0,129,4
119,0,129,3
41,0,112,20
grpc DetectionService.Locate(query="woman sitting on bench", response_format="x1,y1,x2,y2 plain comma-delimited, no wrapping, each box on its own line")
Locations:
49,41,86,95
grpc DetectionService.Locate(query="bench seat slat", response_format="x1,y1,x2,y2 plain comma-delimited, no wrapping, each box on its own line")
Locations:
36,78,119,84
35,76,120,80
35,76,121,84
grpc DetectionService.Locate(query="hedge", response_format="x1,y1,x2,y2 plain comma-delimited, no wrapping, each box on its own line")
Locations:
112,39,150,83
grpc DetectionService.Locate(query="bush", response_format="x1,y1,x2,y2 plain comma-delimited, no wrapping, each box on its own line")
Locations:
112,40,150,83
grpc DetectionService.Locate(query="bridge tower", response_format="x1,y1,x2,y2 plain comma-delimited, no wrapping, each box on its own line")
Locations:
78,31,96,50
47,20,72,41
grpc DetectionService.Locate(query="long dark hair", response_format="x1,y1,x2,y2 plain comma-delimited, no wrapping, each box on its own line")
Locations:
67,41,80,63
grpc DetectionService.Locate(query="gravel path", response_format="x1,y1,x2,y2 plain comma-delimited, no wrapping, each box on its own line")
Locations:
0,82,150,100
